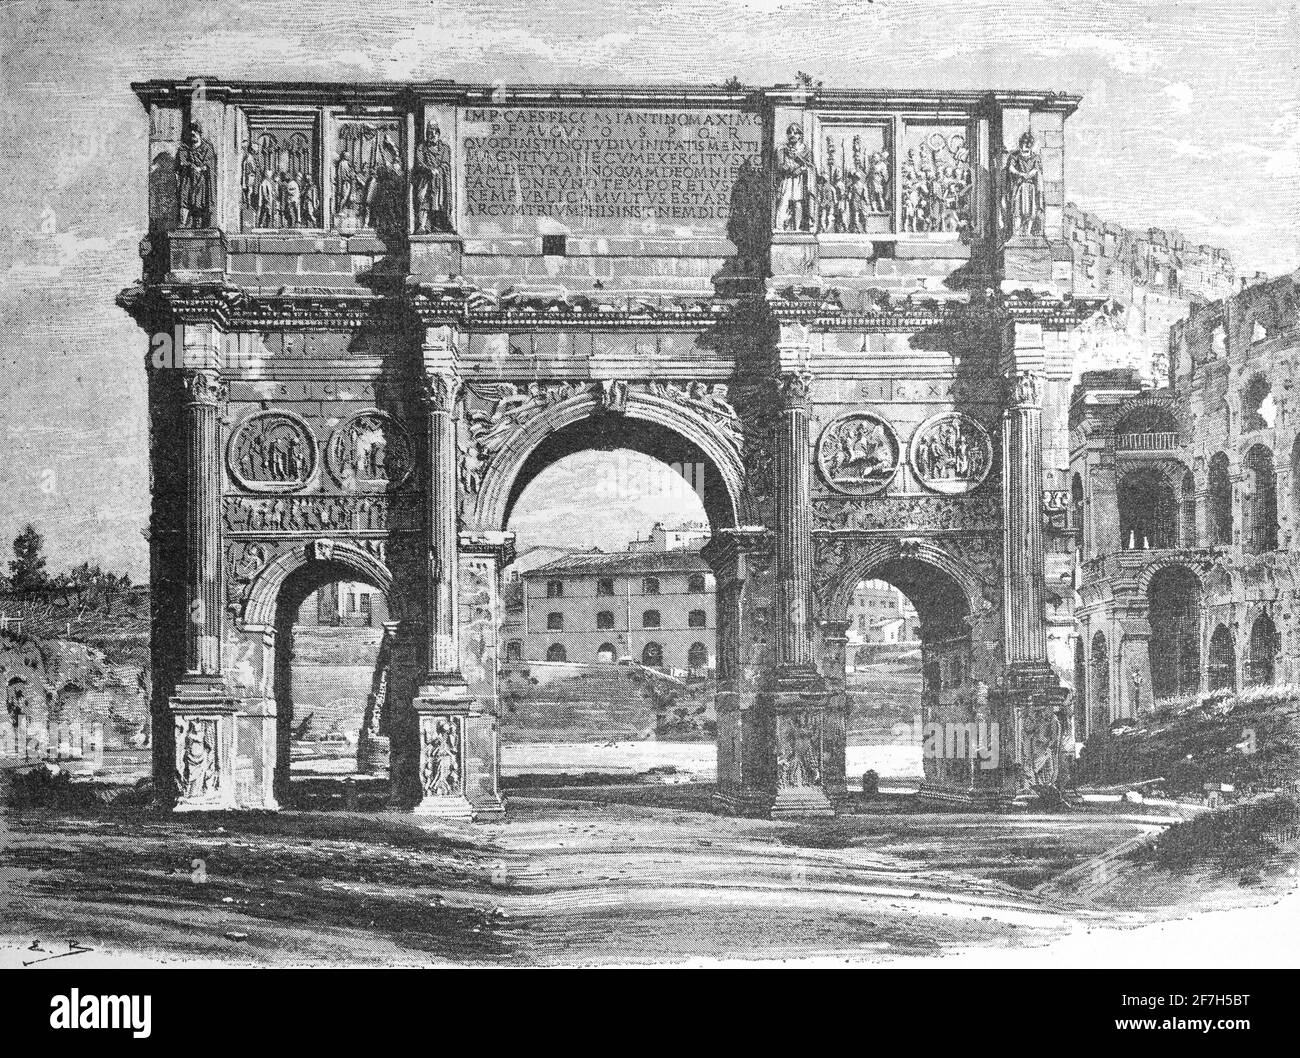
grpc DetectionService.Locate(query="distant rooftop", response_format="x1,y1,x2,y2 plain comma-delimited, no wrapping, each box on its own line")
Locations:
527,549,709,578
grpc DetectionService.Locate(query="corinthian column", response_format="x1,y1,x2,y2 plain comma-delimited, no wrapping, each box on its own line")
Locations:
775,369,816,673
1002,367,1048,667
182,368,225,680
410,327,474,820
170,365,236,812
419,367,463,685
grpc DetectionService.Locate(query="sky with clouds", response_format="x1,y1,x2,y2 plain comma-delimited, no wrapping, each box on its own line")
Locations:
1,0,1296,576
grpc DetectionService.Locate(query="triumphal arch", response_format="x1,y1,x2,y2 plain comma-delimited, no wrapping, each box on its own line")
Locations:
120,78,1094,817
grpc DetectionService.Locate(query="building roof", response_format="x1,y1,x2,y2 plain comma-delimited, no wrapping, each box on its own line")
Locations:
527,549,710,578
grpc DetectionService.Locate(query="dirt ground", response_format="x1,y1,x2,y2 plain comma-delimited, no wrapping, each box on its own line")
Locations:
3,775,1294,968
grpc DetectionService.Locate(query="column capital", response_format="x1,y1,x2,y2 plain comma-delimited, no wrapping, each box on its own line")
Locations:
1005,368,1044,409
778,368,815,411
183,368,227,406
417,369,461,413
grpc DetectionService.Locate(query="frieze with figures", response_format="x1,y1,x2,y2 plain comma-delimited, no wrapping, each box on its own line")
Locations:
223,493,421,534
226,411,318,493
909,413,993,496
815,412,901,495
325,410,415,491
812,494,1002,532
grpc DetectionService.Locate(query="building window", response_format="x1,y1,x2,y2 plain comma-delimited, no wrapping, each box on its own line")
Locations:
687,573,706,594
1209,452,1233,545
1180,470,1197,548
641,642,663,667
1147,566,1201,701
1244,444,1279,554
505,640,523,662
546,643,567,663
642,577,660,596
546,580,564,598
688,609,707,628
596,643,617,663
547,612,564,631
597,578,615,597
687,642,708,670
1090,632,1110,729
1242,374,1275,431
642,609,661,629
1248,615,1278,686
596,610,615,630
1208,625,1236,691
1118,468,1178,550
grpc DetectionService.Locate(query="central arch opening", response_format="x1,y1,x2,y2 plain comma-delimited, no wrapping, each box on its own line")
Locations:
839,557,974,791
272,561,390,804
498,415,730,786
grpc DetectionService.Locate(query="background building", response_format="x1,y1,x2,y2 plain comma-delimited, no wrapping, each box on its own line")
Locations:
1064,203,1248,386
1071,269,1299,734
845,579,920,652
506,523,714,674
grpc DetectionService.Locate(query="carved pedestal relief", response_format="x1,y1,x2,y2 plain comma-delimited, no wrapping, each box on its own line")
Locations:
175,717,219,801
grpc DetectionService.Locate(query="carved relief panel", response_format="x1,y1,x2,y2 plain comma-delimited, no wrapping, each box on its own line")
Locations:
330,114,406,239
226,410,319,493
325,410,415,491
909,413,994,496
816,412,902,495
239,109,322,232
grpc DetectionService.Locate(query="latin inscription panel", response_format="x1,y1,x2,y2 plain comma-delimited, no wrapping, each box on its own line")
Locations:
459,106,762,238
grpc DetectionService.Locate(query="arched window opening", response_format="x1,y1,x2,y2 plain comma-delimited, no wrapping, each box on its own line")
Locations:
642,609,661,629
687,573,706,594
641,642,663,667
546,643,568,663
1090,632,1110,729
596,643,617,663
505,640,523,662
1208,452,1233,546
1147,567,1201,702
687,642,708,670
1180,470,1197,548
1243,444,1279,554
642,577,660,596
1248,615,1277,686
1292,435,1300,533
1071,472,1085,544
1208,625,1236,691
1242,375,1275,431
1072,638,1087,740
546,611,564,631
1118,468,1178,549
688,609,707,628
596,610,615,630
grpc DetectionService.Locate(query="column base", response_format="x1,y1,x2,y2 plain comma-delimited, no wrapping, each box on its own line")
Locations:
412,794,475,820
917,782,1014,809
712,785,837,819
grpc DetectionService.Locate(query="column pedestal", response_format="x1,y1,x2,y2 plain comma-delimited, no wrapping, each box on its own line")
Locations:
411,683,475,820
170,688,237,811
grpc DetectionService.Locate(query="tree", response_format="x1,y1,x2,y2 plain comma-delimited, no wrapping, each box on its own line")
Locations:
8,525,48,594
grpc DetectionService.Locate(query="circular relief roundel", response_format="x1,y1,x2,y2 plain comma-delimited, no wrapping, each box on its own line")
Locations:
816,412,901,495
226,410,318,494
326,410,415,491
909,412,993,495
